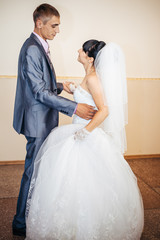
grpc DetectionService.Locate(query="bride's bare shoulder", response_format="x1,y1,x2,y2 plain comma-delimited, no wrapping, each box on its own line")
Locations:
86,72,99,89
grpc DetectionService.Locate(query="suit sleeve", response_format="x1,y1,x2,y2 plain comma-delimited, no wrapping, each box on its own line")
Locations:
24,45,77,117
56,82,63,95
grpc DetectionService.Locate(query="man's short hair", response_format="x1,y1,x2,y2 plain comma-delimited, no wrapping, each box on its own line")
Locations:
33,3,60,25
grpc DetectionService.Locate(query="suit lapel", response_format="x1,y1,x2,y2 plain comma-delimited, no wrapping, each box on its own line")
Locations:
30,33,57,85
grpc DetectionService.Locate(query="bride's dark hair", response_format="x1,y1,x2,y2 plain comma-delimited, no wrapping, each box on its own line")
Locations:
82,39,106,60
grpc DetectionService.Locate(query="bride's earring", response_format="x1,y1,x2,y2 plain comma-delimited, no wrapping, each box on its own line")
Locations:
88,57,94,65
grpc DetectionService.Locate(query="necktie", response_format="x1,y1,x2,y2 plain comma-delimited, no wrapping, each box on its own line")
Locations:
47,46,56,79
47,46,51,60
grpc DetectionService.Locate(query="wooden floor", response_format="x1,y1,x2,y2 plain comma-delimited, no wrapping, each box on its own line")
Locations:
0,158,160,240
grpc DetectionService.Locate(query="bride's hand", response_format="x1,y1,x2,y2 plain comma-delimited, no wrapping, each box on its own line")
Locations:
69,83,76,93
74,128,90,141
63,82,76,94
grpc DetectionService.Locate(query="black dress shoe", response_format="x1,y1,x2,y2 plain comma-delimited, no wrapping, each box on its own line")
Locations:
12,227,26,237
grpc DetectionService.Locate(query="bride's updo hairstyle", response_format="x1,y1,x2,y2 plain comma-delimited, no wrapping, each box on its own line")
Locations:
83,40,106,61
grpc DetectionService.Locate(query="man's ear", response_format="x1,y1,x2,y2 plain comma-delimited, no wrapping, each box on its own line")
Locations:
36,19,43,29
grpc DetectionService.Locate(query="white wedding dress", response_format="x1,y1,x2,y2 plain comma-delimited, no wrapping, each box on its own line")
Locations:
25,85,144,240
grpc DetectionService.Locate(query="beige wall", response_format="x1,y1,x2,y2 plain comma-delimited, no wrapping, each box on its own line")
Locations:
0,0,160,160
126,79,160,155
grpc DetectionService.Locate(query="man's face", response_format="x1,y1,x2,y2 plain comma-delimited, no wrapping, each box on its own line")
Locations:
37,15,60,40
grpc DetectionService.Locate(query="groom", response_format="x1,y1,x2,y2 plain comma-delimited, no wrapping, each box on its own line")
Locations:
12,3,96,236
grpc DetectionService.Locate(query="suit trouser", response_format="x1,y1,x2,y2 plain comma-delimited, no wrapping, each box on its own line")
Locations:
12,136,46,229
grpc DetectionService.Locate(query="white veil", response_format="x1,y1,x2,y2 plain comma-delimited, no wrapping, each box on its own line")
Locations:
95,42,128,154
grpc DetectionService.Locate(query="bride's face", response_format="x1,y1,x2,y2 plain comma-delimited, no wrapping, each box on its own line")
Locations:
77,48,88,64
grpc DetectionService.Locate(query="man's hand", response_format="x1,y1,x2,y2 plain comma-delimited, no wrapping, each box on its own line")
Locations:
63,82,76,94
75,103,97,120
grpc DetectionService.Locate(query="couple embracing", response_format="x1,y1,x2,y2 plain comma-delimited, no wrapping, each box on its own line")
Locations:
12,3,144,240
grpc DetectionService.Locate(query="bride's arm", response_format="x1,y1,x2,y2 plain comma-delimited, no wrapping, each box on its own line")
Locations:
85,75,108,132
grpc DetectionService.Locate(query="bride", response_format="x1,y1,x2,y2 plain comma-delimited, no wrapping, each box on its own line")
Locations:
25,40,144,240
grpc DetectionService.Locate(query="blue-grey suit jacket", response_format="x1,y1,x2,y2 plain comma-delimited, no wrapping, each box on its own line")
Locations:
13,33,77,138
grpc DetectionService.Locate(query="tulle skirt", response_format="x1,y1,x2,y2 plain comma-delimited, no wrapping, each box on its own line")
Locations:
25,124,144,240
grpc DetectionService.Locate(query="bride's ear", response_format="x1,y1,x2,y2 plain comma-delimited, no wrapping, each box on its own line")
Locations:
88,57,94,64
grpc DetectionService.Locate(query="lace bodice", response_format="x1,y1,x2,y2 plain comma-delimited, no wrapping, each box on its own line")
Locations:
73,85,97,124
